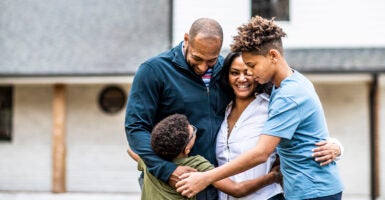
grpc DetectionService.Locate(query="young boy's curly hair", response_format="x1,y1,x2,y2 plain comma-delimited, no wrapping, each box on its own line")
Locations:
230,16,287,56
151,114,190,161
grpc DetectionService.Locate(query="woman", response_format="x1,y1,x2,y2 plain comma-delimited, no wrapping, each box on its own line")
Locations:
216,52,284,200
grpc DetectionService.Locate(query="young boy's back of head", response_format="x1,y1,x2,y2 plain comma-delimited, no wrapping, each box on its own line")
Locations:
151,114,191,161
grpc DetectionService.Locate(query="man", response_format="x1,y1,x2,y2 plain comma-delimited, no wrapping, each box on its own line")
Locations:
125,18,229,199
125,18,342,200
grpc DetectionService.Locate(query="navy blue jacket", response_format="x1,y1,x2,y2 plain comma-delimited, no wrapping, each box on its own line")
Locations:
125,42,230,198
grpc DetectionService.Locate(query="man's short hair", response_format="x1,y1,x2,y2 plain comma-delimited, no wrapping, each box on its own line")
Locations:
189,18,223,45
151,114,190,161
231,16,286,56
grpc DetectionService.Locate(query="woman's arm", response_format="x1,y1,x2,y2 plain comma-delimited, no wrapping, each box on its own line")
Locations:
312,137,344,166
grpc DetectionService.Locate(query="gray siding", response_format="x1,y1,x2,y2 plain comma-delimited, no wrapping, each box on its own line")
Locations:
0,0,171,76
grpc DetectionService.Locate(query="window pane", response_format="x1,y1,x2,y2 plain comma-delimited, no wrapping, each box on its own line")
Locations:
252,0,290,21
0,86,13,141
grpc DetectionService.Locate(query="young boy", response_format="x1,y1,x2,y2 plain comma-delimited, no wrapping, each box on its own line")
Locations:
128,113,281,200
176,16,343,200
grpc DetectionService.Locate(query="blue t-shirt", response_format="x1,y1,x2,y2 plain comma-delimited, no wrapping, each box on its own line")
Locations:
262,70,343,199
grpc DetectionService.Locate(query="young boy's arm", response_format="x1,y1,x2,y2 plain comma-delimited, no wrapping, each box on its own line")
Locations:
127,147,140,162
212,164,281,198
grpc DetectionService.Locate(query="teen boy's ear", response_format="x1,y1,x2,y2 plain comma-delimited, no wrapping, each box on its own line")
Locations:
268,49,281,63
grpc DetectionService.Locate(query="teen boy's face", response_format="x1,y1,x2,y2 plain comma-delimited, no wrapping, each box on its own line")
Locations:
242,52,274,84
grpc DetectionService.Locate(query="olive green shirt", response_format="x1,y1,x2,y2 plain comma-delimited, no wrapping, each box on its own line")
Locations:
138,155,215,200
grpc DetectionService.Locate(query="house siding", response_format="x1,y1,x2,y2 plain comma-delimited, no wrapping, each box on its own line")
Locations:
0,84,140,193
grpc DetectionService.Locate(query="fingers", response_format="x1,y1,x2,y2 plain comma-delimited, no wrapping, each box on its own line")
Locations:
314,140,327,146
313,153,335,166
185,168,198,173
179,172,191,180
175,179,196,198
179,166,197,173
318,157,333,166
182,189,196,198
175,181,186,193
175,172,192,189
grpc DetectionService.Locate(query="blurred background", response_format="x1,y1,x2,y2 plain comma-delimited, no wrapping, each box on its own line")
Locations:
1,0,385,199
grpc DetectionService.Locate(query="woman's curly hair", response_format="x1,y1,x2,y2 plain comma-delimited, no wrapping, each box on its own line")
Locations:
151,114,190,161
230,16,287,55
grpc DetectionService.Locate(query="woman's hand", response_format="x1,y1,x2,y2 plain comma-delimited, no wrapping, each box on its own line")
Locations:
175,171,211,198
312,140,341,166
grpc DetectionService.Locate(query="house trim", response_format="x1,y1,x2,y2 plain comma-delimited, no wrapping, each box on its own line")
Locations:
0,76,134,85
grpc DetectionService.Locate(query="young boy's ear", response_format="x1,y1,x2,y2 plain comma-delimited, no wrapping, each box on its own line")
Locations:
184,147,191,155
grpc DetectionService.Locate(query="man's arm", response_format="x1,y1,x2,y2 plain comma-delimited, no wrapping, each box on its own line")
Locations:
212,164,281,198
312,137,344,166
125,63,177,183
176,134,281,198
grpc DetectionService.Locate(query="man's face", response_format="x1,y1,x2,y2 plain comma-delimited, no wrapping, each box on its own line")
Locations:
242,52,274,84
184,33,221,76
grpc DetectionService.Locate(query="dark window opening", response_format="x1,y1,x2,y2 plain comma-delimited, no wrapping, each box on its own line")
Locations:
0,86,13,141
252,0,290,21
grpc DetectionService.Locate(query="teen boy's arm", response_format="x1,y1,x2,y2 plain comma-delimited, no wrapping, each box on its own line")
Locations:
213,164,281,198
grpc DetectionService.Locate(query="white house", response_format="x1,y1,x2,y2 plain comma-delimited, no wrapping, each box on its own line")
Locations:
1,0,385,200
0,0,171,194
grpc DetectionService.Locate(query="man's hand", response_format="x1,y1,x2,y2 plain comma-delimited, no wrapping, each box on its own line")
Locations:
269,158,283,185
312,140,341,166
168,166,197,188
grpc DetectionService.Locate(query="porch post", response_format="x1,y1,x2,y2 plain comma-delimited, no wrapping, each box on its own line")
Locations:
369,74,380,200
52,84,67,193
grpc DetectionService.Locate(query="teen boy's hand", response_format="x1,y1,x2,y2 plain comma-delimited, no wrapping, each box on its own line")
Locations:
169,166,197,188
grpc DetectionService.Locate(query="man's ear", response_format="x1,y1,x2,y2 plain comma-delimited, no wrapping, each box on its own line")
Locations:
184,33,189,45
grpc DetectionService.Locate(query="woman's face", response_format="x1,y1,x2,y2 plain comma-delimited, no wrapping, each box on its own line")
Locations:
228,56,257,100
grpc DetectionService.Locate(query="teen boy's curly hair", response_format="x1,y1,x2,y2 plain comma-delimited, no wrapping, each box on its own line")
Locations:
231,16,287,56
151,114,190,161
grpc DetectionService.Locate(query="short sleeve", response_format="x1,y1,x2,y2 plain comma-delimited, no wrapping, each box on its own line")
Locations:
137,158,145,171
262,97,300,140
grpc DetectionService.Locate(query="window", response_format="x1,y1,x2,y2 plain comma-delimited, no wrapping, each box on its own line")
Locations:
98,86,127,114
0,86,13,141
252,0,290,21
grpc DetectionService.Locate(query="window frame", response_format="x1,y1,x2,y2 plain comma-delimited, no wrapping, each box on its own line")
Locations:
251,0,290,21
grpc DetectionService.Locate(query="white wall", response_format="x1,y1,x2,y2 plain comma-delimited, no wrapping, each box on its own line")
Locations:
0,84,140,193
281,0,385,48
314,82,371,199
0,85,52,191
66,84,140,193
173,0,250,49
173,0,385,49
